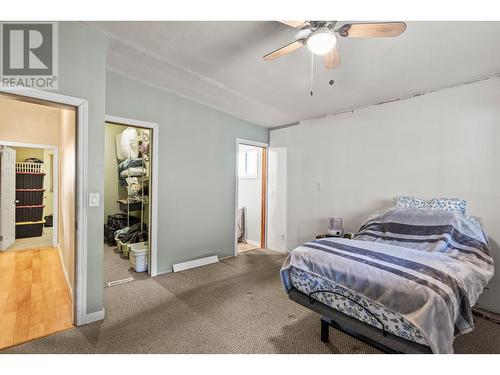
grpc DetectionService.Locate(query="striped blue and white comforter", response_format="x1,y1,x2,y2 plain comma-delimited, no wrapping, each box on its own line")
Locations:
281,208,494,353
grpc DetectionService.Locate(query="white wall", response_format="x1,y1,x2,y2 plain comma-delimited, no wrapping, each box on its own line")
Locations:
238,145,262,245
269,76,500,313
58,109,76,292
267,146,287,252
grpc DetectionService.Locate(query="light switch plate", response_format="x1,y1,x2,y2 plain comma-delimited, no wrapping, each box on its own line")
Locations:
89,192,100,207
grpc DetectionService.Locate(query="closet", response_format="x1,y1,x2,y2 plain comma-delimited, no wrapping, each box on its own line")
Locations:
103,123,151,275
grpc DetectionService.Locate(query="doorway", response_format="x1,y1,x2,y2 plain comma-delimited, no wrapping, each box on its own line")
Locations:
0,144,57,251
235,139,268,255
0,93,76,349
103,115,158,288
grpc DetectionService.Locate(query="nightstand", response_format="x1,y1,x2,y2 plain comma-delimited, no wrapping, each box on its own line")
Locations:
316,233,355,240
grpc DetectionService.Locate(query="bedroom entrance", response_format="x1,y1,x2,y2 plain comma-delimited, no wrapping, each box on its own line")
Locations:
235,140,268,254
103,116,158,287
0,93,76,350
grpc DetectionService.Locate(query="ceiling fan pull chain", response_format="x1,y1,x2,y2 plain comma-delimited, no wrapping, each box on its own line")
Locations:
310,52,314,96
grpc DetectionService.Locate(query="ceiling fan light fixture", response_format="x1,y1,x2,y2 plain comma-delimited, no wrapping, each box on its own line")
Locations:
306,28,337,55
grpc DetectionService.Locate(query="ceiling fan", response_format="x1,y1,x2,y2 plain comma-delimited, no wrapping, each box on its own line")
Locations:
263,21,407,70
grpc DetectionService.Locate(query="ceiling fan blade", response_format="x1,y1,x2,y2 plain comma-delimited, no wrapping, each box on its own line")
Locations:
263,39,305,61
337,22,406,38
323,47,341,70
279,21,307,28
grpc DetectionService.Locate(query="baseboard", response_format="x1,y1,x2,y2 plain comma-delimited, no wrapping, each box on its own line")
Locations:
246,240,260,247
57,245,73,296
472,306,500,324
86,308,105,324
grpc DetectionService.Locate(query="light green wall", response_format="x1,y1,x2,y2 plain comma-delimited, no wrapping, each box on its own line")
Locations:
9,21,266,316
106,70,269,273
56,22,107,314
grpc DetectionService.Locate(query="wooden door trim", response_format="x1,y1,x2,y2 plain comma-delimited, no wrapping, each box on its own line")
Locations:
234,139,269,256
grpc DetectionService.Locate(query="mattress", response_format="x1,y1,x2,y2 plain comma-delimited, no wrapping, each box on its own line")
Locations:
289,266,428,345
282,207,493,353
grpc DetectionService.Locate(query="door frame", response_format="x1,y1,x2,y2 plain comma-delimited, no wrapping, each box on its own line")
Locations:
0,140,59,248
0,87,89,326
105,115,159,277
234,138,269,256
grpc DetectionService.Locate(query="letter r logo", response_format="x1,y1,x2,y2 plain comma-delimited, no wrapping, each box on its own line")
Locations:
2,23,53,75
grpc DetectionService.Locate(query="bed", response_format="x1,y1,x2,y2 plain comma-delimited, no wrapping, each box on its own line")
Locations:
280,206,494,353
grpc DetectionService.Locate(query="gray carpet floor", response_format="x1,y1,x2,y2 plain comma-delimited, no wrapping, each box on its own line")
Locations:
103,242,149,285
2,248,500,354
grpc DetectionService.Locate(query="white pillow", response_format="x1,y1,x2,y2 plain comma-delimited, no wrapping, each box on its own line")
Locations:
115,134,125,161
119,127,139,159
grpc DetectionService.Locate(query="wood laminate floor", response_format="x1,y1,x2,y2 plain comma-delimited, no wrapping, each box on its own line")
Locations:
0,247,73,350
237,243,260,253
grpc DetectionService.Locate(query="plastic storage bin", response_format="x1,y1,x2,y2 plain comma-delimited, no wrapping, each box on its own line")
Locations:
16,205,45,222
121,241,131,257
115,238,128,256
16,220,45,239
16,189,45,205
125,241,147,258
16,173,45,189
117,200,142,213
16,162,43,173
129,242,148,272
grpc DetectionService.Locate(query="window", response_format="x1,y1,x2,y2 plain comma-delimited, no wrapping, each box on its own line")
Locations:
238,148,258,178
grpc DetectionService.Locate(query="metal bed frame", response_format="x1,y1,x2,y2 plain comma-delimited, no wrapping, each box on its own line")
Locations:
289,287,433,354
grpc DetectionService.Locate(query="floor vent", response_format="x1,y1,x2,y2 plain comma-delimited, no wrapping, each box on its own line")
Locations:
107,277,134,287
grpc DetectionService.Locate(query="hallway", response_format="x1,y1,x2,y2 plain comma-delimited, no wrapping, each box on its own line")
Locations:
0,247,73,350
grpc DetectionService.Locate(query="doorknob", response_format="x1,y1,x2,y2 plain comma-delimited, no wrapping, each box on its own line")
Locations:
14,200,20,204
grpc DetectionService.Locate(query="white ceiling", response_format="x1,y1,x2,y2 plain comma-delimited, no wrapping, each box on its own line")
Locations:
88,21,500,128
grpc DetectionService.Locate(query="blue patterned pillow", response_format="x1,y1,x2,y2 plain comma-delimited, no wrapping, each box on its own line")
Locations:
428,198,466,215
393,196,429,209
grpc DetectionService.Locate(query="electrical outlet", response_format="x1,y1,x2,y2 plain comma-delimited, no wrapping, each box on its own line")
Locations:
280,233,286,241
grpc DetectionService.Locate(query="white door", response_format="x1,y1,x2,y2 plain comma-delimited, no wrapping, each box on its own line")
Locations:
0,146,16,251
